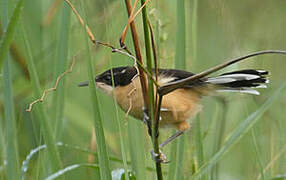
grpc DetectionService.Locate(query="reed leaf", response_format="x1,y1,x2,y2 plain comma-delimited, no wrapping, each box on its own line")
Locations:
21,23,62,172
1,1,21,178
82,14,112,180
192,82,286,180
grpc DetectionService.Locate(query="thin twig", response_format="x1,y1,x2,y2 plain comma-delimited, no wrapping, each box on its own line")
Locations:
158,50,286,96
120,0,138,45
64,0,158,87
26,56,77,112
120,0,151,45
64,0,95,42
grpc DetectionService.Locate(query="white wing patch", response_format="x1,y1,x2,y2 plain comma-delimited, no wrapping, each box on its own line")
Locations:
206,74,260,84
217,89,260,95
157,76,176,85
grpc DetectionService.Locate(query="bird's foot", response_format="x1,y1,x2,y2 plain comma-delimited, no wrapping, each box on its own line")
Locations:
150,149,170,164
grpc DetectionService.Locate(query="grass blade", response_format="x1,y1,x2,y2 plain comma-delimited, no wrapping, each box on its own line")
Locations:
251,129,265,180
21,23,62,172
45,163,99,180
127,121,146,180
175,0,186,69
194,115,204,179
1,1,21,179
0,0,24,70
112,88,129,179
173,1,187,179
82,11,112,179
192,82,286,180
167,132,178,180
2,52,20,180
140,0,162,178
51,3,71,138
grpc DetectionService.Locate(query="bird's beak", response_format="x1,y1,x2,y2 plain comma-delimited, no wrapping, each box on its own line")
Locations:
78,81,89,87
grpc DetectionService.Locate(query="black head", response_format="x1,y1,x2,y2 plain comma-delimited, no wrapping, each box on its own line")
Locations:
95,66,137,87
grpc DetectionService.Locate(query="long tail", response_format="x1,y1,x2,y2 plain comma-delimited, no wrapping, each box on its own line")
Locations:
205,69,269,95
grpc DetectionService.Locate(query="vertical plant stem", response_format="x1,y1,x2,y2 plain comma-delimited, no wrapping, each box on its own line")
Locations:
21,23,62,172
175,0,186,69
51,3,70,139
1,1,20,179
211,98,227,180
191,0,198,68
167,135,178,180
140,0,163,179
174,1,186,179
194,115,204,180
251,129,265,180
127,122,147,180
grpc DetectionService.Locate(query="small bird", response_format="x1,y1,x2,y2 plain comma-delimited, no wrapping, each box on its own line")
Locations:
79,66,269,162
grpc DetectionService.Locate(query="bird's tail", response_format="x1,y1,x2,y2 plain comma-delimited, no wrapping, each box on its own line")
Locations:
205,69,269,95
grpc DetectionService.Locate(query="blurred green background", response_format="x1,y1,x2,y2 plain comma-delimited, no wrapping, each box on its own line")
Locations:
0,0,286,179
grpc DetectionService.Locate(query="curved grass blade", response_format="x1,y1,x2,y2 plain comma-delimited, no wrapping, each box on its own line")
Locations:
44,163,99,180
192,82,286,180
80,3,112,177
0,0,24,70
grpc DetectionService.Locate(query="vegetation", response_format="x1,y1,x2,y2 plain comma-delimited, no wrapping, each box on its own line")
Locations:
0,0,286,179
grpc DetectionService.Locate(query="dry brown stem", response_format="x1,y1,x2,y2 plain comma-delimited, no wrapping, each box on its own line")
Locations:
120,0,151,45
26,56,77,112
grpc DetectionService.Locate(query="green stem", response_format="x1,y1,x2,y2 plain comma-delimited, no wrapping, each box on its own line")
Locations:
140,0,163,179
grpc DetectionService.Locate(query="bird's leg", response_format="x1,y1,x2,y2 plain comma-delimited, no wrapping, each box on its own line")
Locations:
142,107,160,138
159,130,185,148
142,107,152,137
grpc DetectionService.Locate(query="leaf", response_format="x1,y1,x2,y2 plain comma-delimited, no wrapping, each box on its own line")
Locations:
0,0,24,70
192,82,286,180
44,163,99,180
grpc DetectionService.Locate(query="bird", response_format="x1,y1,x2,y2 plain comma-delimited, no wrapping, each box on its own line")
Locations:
78,66,269,162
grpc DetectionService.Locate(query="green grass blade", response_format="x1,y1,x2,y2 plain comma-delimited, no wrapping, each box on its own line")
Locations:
251,129,265,180
83,16,112,180
51,3,71,138
2,56,20,180
21,23,62,172
194,115,204,179
140,0,161,178
1,1,21,179
45,163,99,180
173,1,187,179
167,132,178,180
0,0,24,70
112,90,129,179
175,0,186,69
127,121,146,180
192,82,286,180
211,99,227,180
190,0,198,68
